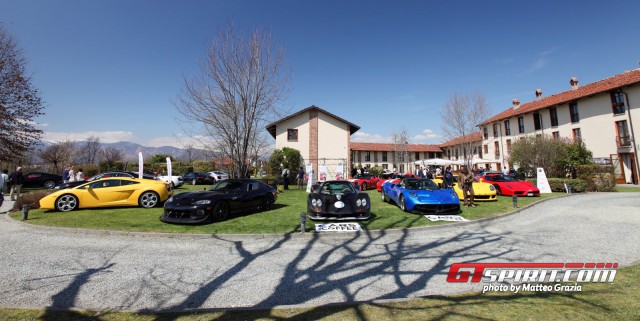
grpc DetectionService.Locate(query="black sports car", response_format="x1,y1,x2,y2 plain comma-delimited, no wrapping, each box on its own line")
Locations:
160,179,277,224
307,180,371,221
182,172,215,185
9,172,63,189
54,171,156,190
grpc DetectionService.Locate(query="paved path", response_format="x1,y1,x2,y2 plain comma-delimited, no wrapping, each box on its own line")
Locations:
0,193,639,313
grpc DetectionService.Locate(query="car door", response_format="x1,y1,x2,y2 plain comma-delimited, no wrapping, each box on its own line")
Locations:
81,179,127,207
241,182,263,209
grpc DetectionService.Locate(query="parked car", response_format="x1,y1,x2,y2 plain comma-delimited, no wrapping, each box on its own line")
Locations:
55,171,157,190
381,178,460,214
431,175,498,202
156,175,184,188
183,172,215,185
160,179,277,224
14,172,62,190
40,178,170,212
349,174,380,191
307,180,371,221
479,173,541,196
207,171,230,182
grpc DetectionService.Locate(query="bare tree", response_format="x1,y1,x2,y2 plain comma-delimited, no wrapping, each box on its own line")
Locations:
76,136,102,164
391,129,409,173
0,25,45,160
100,146,124,168
441,92,490,167
176,24,289,178
39,141,75,174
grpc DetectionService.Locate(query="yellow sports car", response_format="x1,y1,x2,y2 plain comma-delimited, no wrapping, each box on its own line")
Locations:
432,177,497,202
39,177,170,211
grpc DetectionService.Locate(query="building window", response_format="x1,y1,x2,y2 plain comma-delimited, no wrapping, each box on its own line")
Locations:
549,107,558,127
506,139,511,151
364,151,371,162
494,142,500,157
483,145,488,154
382,151,388,162
473,146,477,155
572,128,582,140
447,150,451,158
483,126,488,139
569,102,580,123
415,152,420,160
616,120,631,146
611,92,626,115
287,129,298,141
493,124,499,137
518,117,525,133
533,112,542,130
382,164,388,169
552,131,560,139
504,120,511,136
455,149,459,158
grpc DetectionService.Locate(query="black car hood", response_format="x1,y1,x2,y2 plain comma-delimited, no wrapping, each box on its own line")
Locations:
173,190,237,200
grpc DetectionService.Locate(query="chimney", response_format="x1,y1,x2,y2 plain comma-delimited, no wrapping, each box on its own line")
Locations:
512,98,520,109
535,88,542,99
570,77,579,89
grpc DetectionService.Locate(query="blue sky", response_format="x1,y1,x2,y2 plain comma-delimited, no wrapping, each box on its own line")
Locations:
2,0,639,148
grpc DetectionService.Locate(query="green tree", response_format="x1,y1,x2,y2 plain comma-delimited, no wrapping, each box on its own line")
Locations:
559,138,593,176
150,154,174,164
268,147,302,176
508,135,567,177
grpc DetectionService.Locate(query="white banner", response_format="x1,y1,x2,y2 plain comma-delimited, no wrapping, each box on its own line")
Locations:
536,167,552,193
336,163,344,180
166,157,172,178
306,163,314,193
138,152,143,179
424,215,469,222
319,163,327,181
315,223,362,232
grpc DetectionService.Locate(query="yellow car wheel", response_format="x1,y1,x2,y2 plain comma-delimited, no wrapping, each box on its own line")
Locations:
56,194,78,212
139,191,159,208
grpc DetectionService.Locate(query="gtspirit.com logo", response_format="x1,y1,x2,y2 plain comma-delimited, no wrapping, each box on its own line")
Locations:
446,262,618,293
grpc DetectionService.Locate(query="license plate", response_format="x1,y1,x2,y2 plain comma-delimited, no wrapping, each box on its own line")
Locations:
527,193,533,196
334,201,345,208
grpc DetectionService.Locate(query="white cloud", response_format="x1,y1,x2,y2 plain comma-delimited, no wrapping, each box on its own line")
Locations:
43,131,135,144
351,132,392,143
413,129,441,141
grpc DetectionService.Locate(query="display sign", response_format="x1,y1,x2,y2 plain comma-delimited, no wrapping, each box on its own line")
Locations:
536,167,552,193
336,163,344,180
424,215,469,222
306,163,314,193
319,163,327,181
315,223,362,232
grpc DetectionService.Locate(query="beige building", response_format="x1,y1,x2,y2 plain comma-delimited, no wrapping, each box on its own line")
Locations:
439,132,492,170
479,69,640,184
266,105,359,180
350,142,442,173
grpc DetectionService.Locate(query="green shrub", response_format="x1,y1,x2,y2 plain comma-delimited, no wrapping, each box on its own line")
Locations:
576,165,616,192
528,178,588,193
12,190,53,211
193,160,216,173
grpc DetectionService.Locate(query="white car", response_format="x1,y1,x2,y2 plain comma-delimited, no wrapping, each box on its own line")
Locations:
157,175,184,188
207,171,229,182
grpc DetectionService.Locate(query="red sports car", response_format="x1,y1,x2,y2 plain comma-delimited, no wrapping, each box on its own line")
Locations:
480,173,540,197
349,174,380,191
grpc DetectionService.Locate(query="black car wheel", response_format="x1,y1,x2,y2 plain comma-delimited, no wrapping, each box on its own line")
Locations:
399,195,408,212
56,194,78,212
494,185,502,195
381,190,387,202
211,201,229,221
261,195,274,211
362,182,367,190
44,180,56,189
139,191,159,208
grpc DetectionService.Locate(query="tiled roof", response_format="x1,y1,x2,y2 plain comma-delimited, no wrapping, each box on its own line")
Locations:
265,105,360,138
480,68,640,125
439,132,482,147
350,142,442,152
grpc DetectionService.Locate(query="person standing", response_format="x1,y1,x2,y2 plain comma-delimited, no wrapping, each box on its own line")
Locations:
442,166,454,189
1,169,9,195
62,166,70,184
68,166,76,182
282,167,290,190
76,168,85,181
458,165,477,207
296,166,304,189
502,166,509,175
9,167,24,201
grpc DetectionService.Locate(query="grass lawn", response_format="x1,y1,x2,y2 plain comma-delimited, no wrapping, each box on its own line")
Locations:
615,186,640,192
9,184,563,234
1,263,637,320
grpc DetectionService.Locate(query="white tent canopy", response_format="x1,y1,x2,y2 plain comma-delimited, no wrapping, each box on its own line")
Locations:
414,158,459,166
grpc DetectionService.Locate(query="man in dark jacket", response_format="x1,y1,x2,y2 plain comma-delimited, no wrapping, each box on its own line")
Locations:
9,167,24,201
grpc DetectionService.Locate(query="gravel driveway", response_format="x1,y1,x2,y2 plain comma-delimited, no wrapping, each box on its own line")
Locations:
0,193,638,312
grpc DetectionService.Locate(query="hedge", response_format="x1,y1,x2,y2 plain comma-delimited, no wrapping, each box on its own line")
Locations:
528,178,588,193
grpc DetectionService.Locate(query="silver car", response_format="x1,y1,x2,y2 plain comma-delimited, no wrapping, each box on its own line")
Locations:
207,171,230,182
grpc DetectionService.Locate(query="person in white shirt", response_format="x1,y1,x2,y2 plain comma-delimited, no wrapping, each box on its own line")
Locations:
68,166,76,182
76,168,84,181
502,166,509,176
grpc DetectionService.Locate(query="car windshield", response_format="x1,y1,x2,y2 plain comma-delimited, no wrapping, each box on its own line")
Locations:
404,179,439,190
488,174,514,182
319,181,356,195
211,180,243,191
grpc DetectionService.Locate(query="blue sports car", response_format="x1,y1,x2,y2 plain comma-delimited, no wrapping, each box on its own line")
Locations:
381,178,460,214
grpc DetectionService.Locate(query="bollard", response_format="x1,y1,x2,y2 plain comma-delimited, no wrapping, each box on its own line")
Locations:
22,204,30,221
512,195,518,208
299,212,307,233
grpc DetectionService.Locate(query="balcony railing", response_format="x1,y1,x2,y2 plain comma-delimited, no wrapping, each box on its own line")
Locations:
617,136,632,147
